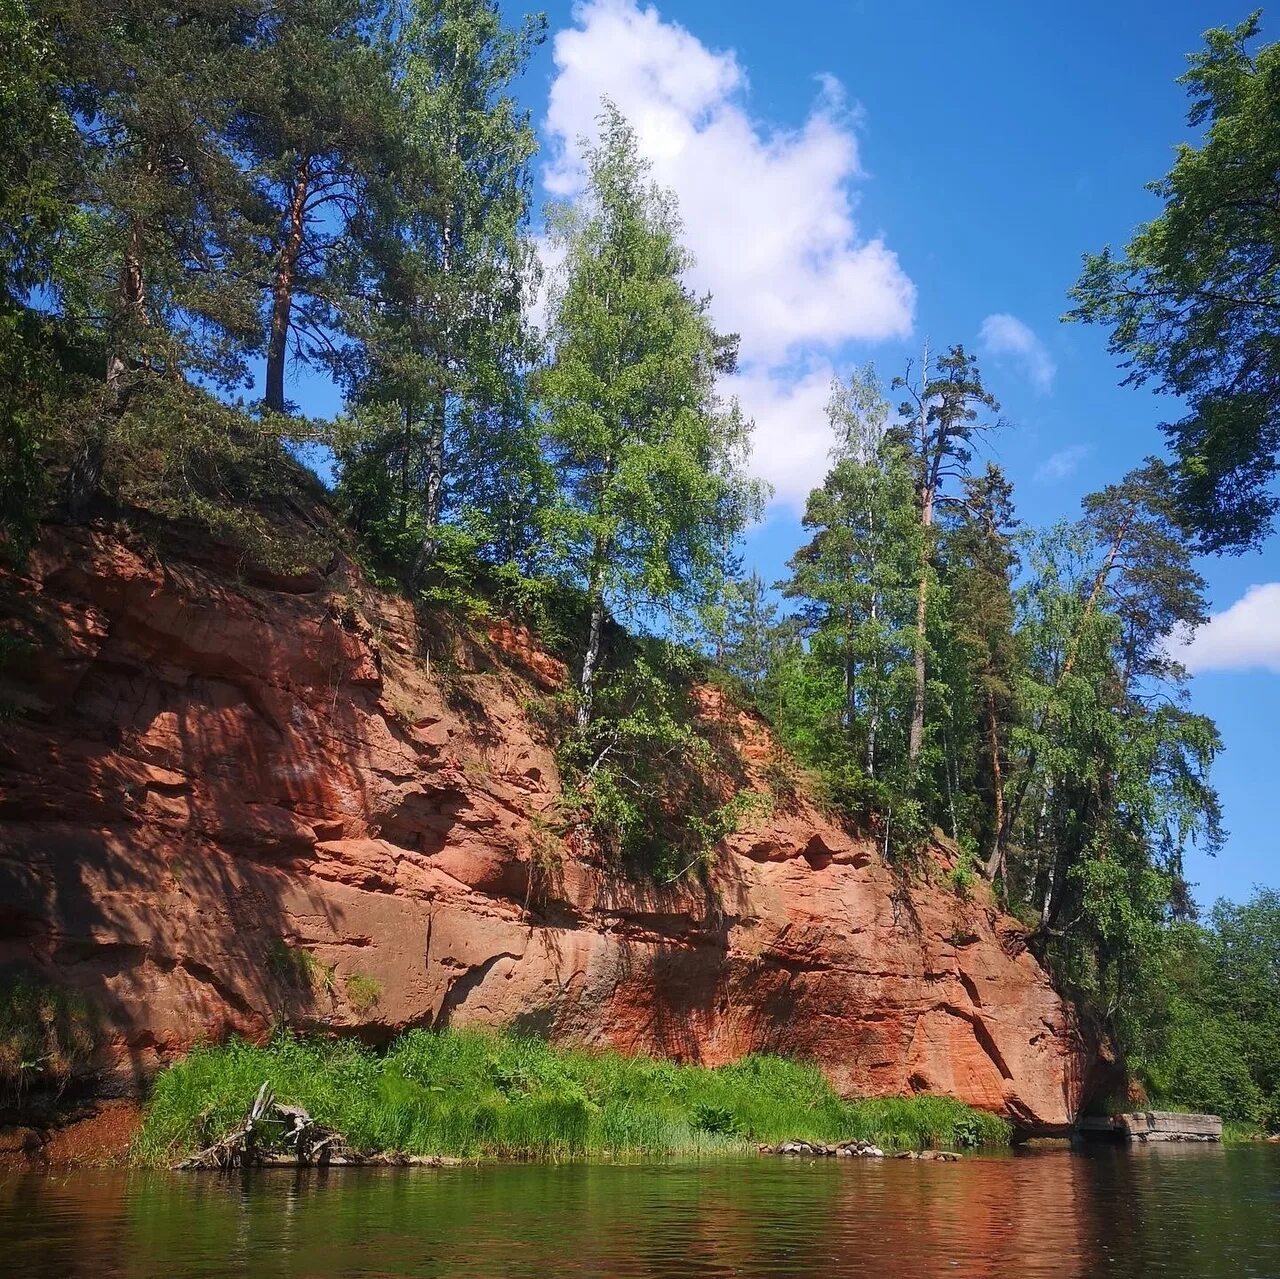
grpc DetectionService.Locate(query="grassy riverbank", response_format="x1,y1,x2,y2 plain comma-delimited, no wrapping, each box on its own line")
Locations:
135,1029,1010,1165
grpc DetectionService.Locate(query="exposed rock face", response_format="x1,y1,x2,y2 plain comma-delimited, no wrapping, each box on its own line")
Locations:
0,525,1097,1130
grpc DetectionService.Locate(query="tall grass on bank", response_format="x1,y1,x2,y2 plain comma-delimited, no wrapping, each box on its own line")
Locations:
135,1029,1009,1165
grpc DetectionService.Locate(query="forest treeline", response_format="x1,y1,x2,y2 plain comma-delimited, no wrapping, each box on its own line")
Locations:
1,0,1276,1120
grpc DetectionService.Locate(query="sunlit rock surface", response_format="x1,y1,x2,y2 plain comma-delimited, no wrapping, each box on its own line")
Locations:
0,524,1101,1130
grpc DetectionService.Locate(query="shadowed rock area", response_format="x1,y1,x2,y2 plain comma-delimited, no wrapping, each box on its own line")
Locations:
0,523,1100,1131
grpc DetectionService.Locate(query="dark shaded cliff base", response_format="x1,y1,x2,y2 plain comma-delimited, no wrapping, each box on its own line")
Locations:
0,521,1104,1132
0,1099,141,1168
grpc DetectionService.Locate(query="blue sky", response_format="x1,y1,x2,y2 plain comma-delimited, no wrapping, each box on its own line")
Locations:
298,0,1278,905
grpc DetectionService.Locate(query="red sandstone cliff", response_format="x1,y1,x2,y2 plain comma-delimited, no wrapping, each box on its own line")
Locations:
0,523,1097,1130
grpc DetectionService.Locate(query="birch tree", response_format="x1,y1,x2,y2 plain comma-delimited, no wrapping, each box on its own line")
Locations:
538,104,763,726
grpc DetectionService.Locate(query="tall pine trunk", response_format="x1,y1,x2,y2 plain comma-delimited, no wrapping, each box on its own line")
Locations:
67,211,149,519
265,155,311,414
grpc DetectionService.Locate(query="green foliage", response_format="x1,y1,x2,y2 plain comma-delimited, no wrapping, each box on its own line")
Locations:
780,370,921,788
692,570,785,700
268,941,336,997
334,0,547,586
0,974,96,1104
1068,13,1280,551
760,365,929,852
1003,471,1222,1031
345,974,383,1014
557,638,745,877
1145,994,1263,1124
134,1028,1010,1164
1134,891,1280,1128
947,851,978,899
538,104,766,725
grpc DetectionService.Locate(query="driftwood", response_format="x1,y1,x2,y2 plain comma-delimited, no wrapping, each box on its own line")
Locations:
175,1082,460,1171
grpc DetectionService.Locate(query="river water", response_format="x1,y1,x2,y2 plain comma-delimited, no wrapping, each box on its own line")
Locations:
3,1145,1278,1277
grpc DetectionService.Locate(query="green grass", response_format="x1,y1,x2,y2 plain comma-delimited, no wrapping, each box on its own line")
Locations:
134,1028,1010,1166
345,973,383,1013
0,975,96,1104
1222,1119,1269,1143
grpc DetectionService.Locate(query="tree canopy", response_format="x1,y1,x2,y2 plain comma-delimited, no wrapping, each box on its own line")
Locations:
1069,11,1280,553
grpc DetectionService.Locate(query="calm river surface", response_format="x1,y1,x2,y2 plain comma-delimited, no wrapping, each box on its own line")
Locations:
3,1145,1278,1278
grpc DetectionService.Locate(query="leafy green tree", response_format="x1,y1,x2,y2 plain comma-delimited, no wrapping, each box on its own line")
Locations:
699,570,784,699
335,0,546,585
940,463,1019,879
1002,469,1223,1029
1136,892,1280,1127
538,104,764,727
893,345,1005,767
1069,12,1280,552
0,0,81,557
781,371,920,791
240,0,392,415
45,0,276,513
1205,891,1280,1119
1,0,77,310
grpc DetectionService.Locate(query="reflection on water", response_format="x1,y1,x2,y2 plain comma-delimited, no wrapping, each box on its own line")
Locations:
2,1145,1278,1278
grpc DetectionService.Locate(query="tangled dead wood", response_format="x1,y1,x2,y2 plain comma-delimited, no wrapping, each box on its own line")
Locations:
174,1082,456,1170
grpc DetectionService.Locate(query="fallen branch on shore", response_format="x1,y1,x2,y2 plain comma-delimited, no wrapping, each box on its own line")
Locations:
174,1082,458,1170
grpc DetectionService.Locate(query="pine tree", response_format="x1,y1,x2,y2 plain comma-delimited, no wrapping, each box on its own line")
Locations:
782,375,920,785
941,463,1019,878
46,0,275,513
335,0,546,583
717,571,783,698
1,0,81,557
240,0,392,415
893,345,1006,768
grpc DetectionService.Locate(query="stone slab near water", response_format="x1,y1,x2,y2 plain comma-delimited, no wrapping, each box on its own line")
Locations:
1077,1111,1222,1142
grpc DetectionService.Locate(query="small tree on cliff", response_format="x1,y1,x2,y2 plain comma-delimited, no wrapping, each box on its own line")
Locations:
538,104,764,726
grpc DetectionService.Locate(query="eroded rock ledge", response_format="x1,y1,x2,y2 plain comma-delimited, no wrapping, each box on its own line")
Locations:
0,524,1099,1131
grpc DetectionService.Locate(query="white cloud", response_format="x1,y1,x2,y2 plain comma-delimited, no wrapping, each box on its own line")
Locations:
545,0,914,361
979,313,1056,393
1171,583,1280,675
1035,443,1091,484
725,361,839,509
541,0,915,505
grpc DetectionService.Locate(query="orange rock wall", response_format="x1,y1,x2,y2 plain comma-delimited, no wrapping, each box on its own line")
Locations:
0,526,1096,1129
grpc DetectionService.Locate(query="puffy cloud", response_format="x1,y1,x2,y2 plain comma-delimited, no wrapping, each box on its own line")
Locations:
1171,583,1280,675
979,313,1056,393
544,0,915,363
1034,443,1091,483
724,361,838,510
541,0,915,504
